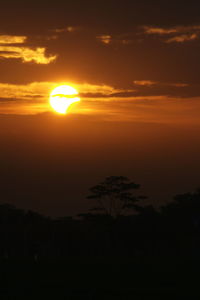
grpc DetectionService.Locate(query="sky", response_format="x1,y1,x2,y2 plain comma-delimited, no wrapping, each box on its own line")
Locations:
1,1,200,216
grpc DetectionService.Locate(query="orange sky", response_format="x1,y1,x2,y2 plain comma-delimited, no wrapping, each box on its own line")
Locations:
1,1,200,215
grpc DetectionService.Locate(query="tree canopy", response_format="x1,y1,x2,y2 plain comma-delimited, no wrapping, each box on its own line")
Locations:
87,176,144,218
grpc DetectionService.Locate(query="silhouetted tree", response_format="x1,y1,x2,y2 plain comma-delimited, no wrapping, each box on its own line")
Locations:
161,189,200,229
87,176,144,218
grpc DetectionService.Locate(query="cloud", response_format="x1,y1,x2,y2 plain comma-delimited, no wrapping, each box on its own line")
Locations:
0,34,57,64
1,80,200,125
76,83,121,95
0,79,194,108
53,26,81,34
133,80,157,86
0,82,123,102
133,80,189,88
166,33,198,43
143,25,200,43
0,35,27,44
1,80,200,126
96,33,134,46
143,25,200,35
96,25,200,47
132,80,195,98
0,81,137,115
0,80,194,106
0,82,52,100
143,26,177,35
172,83,189,87
97,35,112,44
0,46,57,64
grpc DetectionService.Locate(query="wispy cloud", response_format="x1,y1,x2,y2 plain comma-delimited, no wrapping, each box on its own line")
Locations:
133,80,189,87
96,25,200,46
1,81,200,125
0,82,124,102
96,35,112,44
0,34,57,64
172,83,189,87
132,80,194,98
0,35,27,44
166,33,198,43
77,83,121,95
0,81,136,115
96,33,134,46
53,26,81,34
133,80,157,86
0,46,57,64
143,25,200,43
0,82,52,100
143,27,178,35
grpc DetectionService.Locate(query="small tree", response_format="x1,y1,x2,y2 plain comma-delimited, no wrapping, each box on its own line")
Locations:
87,176,144,218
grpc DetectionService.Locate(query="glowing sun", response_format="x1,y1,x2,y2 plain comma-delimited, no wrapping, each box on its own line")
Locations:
50,85,80,114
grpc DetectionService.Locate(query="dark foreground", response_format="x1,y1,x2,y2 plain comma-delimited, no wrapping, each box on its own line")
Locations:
1,188,200,298
0,256,199,299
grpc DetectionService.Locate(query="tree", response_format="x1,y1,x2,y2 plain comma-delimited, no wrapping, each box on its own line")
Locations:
87,176,144,218
161,189,200,228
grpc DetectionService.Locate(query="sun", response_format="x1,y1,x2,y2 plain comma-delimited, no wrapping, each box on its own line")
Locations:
50,85,80,114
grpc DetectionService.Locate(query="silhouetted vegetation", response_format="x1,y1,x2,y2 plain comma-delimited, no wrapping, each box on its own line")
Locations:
86,176,144,217
0,177,199,260
0,177,200,298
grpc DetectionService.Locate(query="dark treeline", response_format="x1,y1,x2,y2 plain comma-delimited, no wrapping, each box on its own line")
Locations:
0,176,200,260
